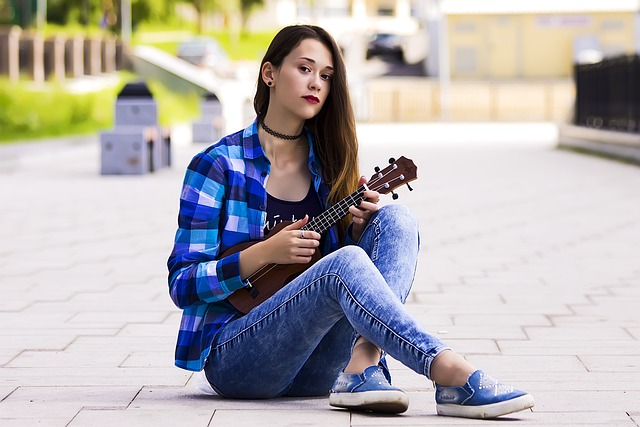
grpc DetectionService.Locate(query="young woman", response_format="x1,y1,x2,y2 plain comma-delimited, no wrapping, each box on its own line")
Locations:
168,24,534,419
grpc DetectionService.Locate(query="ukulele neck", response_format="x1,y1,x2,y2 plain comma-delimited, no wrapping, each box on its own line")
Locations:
301,184,367,234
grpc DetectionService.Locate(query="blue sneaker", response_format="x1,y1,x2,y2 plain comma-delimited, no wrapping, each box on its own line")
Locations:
329,364,409,413
435,370,534,419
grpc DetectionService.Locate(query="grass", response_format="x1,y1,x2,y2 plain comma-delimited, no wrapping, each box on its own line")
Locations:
0,78,118,143
0,74,200,144
1,21,272,144
210,30,277,61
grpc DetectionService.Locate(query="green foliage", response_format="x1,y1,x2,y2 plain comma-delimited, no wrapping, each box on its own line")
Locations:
210,29,275,61
132,28,275,61
0,75,200,143
45,0,180,32
0,78,119,142
47,0,102,26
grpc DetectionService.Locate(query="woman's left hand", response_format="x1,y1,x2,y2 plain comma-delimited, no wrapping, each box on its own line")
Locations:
349,176,380,242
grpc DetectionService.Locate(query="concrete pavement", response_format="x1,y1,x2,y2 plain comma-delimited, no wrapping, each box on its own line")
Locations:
1,122,639,426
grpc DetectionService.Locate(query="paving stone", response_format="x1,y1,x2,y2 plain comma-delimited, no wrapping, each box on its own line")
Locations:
363,411,636,426
5,349,130,368
452,314,551,327
578,355,640,373
66,335,177,353
628,327,640,340
487,372,640,391
437,339,500,355
525,326,634,341
1,367,189,387
530,390,640,412
66,310,169,324
69,408,214,427
0,387,16,401
466,355,587,374
412,325,527,340
0,334,75,351
119,351,175,368
498,339,640,356
0,386,140,426
210,409,350,426
131,386,331,411
2,124,640,426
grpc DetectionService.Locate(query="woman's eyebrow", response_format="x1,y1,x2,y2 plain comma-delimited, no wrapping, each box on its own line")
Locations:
298,56,334,70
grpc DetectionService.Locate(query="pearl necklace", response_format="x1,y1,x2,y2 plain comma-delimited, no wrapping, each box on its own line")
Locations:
260,119,304,141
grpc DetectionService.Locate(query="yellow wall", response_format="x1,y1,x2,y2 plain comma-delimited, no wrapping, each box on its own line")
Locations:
447,12,636,79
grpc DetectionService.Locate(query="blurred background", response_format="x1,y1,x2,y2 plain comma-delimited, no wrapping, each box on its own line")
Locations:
1,0,639,145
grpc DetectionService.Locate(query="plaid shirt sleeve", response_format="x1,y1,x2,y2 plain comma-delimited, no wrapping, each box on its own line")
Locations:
167,148,248,309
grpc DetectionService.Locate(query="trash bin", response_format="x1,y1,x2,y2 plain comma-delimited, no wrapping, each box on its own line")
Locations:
192,92,223,143
100,81,167,174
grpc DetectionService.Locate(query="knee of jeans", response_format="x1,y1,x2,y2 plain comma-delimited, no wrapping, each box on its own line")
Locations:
377,204,419,238
330,246,375,278
338,245,370,265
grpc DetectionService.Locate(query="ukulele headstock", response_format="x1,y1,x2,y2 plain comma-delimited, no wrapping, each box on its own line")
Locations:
368,156,417,198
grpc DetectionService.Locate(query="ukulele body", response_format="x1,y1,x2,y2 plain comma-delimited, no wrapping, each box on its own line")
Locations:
223,221,322,314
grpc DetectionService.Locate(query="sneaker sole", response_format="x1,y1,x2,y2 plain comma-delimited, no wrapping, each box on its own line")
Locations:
436,393,534,419
329,390,409,414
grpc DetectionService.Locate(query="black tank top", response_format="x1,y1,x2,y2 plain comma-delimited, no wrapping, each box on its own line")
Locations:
265,182,323,236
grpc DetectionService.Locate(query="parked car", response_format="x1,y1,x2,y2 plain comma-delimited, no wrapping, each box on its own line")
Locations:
366,33,404,62
177,37,231,76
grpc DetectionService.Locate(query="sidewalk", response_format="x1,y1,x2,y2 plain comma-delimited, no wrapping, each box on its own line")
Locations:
0,122,639,426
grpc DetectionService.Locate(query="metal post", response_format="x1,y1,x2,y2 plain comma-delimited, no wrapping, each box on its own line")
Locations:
437,0,451,119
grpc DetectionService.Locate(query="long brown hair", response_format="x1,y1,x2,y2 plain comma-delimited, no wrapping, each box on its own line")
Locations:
254,25,359,236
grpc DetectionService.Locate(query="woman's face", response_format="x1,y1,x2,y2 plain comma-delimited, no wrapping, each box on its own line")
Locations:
269,38,334,121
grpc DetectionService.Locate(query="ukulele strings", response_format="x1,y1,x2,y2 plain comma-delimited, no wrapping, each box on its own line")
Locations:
303,164,401,233
245,164,403,283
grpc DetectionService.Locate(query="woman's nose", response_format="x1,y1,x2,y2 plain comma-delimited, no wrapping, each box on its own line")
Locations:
309,74,321,90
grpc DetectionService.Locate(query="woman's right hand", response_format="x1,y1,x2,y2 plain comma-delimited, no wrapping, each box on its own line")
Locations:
239,216,321,279
260,216,321,264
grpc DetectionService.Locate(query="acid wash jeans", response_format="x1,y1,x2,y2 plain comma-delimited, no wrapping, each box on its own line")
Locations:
204,204,449,398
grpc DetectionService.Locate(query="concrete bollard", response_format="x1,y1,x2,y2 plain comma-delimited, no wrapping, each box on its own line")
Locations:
18,33,44,82
101,81,169,175
101,34,116,74
83,37,102,76
64,35,84,78
0,26,21,82
44,34,66,81
192,92,224,143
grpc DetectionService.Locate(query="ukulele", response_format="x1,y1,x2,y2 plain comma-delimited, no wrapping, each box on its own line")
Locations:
224,156,417,314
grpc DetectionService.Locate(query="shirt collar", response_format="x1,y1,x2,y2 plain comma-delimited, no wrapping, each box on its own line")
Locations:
241,119,265,160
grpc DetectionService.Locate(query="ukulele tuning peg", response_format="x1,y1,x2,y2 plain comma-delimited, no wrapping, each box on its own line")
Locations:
374,166,380,173
391,191,399,200
388,157,396,164
406,183,413,191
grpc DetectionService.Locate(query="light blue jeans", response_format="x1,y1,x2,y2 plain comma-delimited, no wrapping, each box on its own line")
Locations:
204,204,449,398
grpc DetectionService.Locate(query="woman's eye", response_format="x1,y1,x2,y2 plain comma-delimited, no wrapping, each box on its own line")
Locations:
321,74,332,81
300,66,311,72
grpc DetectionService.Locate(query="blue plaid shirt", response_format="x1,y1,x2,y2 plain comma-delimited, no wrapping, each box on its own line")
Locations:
167,120,341,371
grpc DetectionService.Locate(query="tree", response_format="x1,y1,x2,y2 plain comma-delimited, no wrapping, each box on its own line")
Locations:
182,0,226,34
240,0,263,31
182,0,263,34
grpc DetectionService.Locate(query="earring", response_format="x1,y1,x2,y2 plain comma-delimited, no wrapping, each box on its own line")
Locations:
267,81,272,86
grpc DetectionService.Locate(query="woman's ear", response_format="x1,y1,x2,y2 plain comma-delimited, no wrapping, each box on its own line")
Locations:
261,62,275,86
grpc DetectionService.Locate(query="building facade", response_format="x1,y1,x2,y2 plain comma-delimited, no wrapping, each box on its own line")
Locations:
248,0,640,79
441,0,640,79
